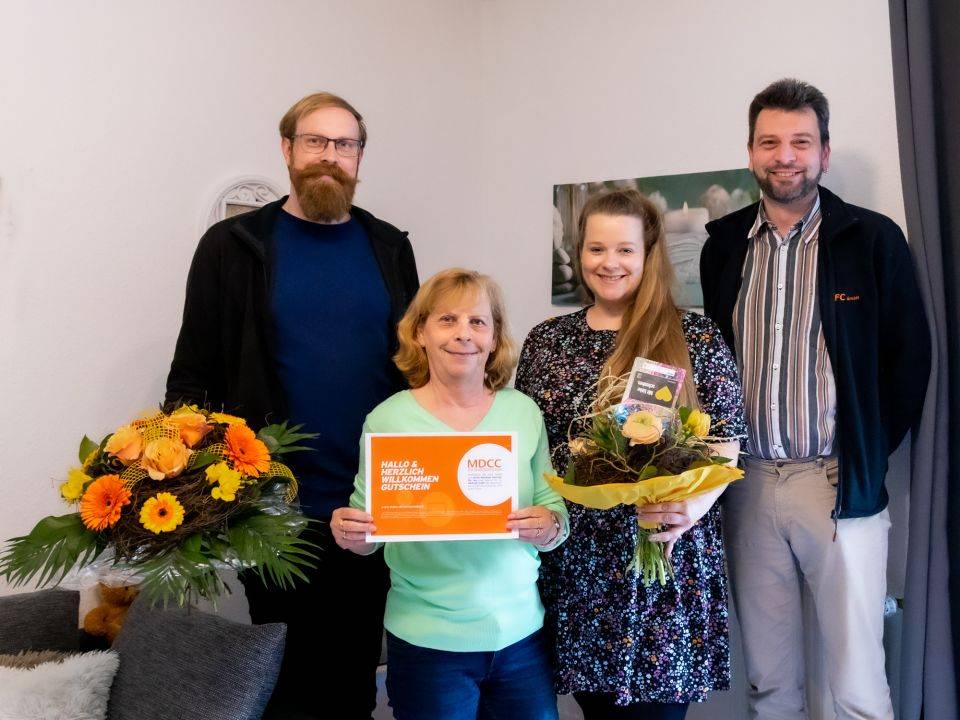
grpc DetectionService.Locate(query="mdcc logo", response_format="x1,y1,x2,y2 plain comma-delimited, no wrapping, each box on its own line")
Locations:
458,444,514,506
467,458,503,470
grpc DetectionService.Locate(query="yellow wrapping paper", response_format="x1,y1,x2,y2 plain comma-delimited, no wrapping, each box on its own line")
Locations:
545,464,743,528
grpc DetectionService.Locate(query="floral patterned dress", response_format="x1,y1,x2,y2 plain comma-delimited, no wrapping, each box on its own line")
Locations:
515,308,746,705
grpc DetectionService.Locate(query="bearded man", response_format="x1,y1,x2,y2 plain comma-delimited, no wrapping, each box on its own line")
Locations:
700,79,929,720
165,92,418,719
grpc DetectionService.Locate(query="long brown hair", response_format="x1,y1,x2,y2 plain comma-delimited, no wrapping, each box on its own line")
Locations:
577,190,699,408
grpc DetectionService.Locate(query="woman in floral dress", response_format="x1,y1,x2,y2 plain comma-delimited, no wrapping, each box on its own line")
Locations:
516,189,746,719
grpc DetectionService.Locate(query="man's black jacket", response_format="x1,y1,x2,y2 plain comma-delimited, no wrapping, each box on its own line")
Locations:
165,198,419,428
700,186,930,519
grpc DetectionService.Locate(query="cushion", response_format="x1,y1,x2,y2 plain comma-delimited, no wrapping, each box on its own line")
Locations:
107,597,286,720
0,650,70,669
0,650,119,720
0,588,80,654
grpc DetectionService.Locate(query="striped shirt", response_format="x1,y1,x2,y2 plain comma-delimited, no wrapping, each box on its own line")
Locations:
732,194,837,459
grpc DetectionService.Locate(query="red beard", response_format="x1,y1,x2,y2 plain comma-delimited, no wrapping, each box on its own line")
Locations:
289,160,358,222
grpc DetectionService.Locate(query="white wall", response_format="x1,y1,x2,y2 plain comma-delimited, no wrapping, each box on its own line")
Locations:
1,1,906,717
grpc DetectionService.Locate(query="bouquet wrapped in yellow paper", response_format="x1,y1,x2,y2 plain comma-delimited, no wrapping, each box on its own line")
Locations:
549,371,743,585
546,464,742,585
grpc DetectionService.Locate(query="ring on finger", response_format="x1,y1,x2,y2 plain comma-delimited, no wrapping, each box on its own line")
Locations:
536,525,543,537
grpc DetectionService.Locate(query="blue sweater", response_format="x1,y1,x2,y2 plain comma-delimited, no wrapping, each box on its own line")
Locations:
270,210,395,519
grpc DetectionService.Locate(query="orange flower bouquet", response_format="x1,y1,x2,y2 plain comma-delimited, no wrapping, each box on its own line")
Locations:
0,406,318,605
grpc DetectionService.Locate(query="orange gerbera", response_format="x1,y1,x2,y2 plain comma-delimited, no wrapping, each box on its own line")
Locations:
79,475,132,531
223,424,271,477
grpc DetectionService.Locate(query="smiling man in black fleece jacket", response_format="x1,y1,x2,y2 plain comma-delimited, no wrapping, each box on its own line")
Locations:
701,79,929,720
165,91,418,720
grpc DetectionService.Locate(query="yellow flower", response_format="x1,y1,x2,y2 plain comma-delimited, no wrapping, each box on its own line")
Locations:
60,468,91,503
81,449,99,472
622,411,663,446
139,492,185,534
210,412,246,426
211,480,241,502
104,425,144,465
206,462,243,502
141,438,191,481
683,409,711,438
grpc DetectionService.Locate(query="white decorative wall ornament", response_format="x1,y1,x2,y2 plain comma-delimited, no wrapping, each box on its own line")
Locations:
206,176,283,229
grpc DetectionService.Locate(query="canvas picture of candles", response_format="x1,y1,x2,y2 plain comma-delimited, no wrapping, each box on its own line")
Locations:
551,168,759,307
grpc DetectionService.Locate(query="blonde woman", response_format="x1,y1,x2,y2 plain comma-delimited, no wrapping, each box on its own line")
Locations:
332,268,569,720
516,190,745,719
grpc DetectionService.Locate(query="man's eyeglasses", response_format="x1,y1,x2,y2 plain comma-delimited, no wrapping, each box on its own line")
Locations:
292,134,364,157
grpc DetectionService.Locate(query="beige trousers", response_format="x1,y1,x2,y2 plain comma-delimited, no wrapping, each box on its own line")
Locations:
724,456,894,720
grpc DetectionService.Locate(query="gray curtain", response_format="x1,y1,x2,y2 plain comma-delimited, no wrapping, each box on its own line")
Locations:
888,1,959,718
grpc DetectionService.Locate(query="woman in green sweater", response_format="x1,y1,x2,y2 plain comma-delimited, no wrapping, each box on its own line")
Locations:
332,268,569,720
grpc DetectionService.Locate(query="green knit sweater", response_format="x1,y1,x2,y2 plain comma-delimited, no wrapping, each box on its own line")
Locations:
349,388,568,652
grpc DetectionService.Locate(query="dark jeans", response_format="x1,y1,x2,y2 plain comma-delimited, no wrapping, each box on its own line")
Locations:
386,629,558,720
573,692,689,720
243,525,389,720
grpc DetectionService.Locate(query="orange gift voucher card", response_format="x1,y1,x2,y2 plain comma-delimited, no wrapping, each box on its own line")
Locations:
365,432,519,542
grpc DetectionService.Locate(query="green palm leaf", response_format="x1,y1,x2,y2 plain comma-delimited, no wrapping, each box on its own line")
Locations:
0,514,105,588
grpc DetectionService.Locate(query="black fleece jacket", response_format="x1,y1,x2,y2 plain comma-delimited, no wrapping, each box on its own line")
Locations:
165,198,419,428
700,186,930,519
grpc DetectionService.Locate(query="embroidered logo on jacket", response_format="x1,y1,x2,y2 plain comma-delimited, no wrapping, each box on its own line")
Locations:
834,293,861,302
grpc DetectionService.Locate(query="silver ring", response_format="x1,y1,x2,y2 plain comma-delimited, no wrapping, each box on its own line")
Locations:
342,530,347,540
536,526,543,537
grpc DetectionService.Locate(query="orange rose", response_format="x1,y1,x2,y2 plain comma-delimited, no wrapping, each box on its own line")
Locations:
141,437,191,480
104,425,144,465
166,411,212,448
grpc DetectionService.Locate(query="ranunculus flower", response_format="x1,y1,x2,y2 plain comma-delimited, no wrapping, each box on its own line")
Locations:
104,424,144,465
684,409,711,438
622,411,663,446
141,438,191,481
166,411,212,448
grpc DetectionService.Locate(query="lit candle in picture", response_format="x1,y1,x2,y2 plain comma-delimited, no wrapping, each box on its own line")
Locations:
663,201,709,235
